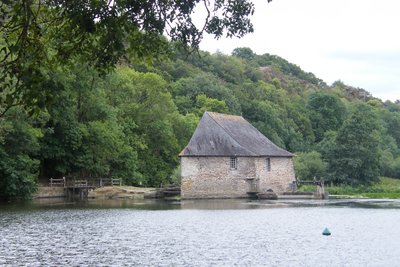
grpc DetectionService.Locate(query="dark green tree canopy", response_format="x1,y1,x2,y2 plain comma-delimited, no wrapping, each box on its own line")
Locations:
232,47,256,61
294,151,327,180
329,103,382,185
1,0,270,115
307,92,346,142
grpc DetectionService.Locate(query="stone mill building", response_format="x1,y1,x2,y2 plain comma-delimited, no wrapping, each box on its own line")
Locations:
179,112,296,199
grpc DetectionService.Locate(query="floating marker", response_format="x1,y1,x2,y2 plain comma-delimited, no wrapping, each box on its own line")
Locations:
322,227,331,236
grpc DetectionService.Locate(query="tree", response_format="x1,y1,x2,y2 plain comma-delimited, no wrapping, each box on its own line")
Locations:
294,151,327,180
316,130,337,162
307,92,346,142
105,67,181,186
329,103,382,185
39,65,139,183
0,107,45,200
232,47,256,61
392,156,400,178
380,110,400,148
195,94,228,116
0,0,267,115
172,73,241,114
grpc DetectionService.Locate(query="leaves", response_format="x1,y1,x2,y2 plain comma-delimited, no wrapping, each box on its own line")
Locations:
294,151,327,180
307,92,346,142
1,42,400,200
0,107,40,200
329,104,382,185
1,0,261,114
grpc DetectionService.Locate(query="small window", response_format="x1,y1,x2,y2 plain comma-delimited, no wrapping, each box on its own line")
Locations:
266,158,271,172
230,157,237,170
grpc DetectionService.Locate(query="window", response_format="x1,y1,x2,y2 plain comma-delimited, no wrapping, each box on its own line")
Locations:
230,157,237,170
266,158,271,172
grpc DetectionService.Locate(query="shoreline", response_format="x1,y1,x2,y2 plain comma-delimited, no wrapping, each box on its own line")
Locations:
34,186,400,201
34,186,158,200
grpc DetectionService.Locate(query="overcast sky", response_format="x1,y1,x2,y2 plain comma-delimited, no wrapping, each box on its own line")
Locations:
197,0,399,102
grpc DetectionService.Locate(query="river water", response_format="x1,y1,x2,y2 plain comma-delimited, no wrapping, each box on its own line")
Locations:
1,198,400,266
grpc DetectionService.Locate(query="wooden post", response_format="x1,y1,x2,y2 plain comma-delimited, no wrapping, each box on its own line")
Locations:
320,179,326,199
291,181,297,192
315,179,326,199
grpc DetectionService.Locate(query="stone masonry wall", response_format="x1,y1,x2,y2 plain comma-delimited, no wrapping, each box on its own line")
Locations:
33,186,65,198
181,156,296,199
181,157,253,199
256,157,295,193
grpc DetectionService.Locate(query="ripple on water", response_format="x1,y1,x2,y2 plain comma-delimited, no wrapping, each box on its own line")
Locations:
0,200,400,266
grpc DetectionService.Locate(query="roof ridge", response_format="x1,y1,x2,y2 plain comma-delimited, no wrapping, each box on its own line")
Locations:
206,111,241,117
206,112,255,155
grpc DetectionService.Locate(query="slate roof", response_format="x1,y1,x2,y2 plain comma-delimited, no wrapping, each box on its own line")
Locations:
179,112,293,157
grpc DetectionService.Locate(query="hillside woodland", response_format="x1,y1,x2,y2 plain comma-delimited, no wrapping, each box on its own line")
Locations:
1,46,400,200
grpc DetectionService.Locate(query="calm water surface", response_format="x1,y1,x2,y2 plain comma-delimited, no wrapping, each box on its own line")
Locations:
1,198,400,266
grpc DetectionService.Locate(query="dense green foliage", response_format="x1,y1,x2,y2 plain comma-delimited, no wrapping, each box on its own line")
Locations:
1,44,400,200
294,151,327,181
0,108,42,200
329,104,382,185
0,0,261,116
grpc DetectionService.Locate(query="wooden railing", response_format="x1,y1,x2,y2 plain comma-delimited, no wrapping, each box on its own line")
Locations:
73,179,88,187
49,177,66,187
50,177,122,188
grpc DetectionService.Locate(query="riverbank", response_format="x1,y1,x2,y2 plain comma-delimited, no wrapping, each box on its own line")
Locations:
34,177,400,200
34,186,158,200
88,186,157,199
299,177,400,199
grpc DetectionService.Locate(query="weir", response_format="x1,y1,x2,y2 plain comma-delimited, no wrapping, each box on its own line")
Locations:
294,179,328,199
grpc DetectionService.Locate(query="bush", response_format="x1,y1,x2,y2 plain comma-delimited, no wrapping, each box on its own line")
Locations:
294,151,327,180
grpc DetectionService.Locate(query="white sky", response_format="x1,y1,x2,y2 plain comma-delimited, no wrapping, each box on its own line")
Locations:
197,0,400,102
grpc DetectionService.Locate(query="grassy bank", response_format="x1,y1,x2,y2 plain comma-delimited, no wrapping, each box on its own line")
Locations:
299,177,400,199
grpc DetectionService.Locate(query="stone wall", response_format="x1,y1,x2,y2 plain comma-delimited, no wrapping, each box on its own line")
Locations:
181,156,296,199
33,186,66,198
181,157,252,199
256,157,295,193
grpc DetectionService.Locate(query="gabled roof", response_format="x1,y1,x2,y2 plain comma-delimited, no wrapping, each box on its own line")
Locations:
179,112,293,157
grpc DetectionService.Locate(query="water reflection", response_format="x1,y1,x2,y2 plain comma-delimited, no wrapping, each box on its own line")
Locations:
1,198,400,266
2,197,400,212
